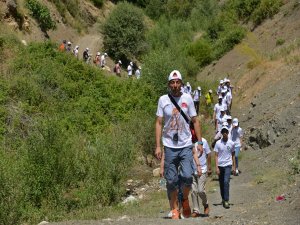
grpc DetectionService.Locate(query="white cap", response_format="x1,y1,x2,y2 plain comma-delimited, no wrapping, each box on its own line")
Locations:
233,118,239,126
130,61,133,66
86,48,89,51
104,53,108,56
75,45,79,49
197,86,201,90
138,66,142,69
168,70,182,81
96,52,100,56
67,41,71,45
221,126,229,132
220,80,224,84
118,60,122,64
226,115,232,120
222,121,229,127
186,82,190,86
226,79,231,83
209,89,213,94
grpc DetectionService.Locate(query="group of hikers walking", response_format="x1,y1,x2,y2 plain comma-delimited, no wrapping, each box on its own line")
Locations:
155,70,243,219
58,40,141,78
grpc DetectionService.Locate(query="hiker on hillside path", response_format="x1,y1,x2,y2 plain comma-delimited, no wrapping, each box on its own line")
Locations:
114,60,122,77
230,118,243,176
205,90,213,107
100,53,108,68
127,62,133,78
73,45,79,59
213,96,224,131
214,125,236,209
192,86,201,115
66,41,72,52
83,48,90,63
155,70,204,219
191,137,211,217
135,66,141,79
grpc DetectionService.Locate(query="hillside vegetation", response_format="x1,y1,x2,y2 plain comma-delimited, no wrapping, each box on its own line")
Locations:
0,0,289,224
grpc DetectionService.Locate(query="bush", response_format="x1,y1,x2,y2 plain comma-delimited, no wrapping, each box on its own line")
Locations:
212,26,246,59
187,39,212,67
103,2,147,62
26,0,56,32
251,0,283,26
165,0,196,19
227,0,260,21
90,0,103,8
145,0,167,20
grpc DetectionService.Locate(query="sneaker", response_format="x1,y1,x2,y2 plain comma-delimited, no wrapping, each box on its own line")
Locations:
171,209,180,219
167,210,173,218
204,204,210,216
191,211,200,218
223,201,230,209
235,169,239,176
182,198,191,218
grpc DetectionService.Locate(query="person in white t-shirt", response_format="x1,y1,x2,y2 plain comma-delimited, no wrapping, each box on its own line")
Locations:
191,138,211,217
100,52,107,68
217,80,224,95
214,126,236,209
192,86,201,115
127,62,133,78
155,70,204,219
213,96,224,130
216,107,227,132
230,118,243,176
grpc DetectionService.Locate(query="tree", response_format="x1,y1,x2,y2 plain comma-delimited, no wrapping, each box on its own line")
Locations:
103,2,147,62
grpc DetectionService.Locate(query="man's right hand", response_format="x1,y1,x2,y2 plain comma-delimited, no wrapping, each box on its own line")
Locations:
155,146,162,160
216,167,220,176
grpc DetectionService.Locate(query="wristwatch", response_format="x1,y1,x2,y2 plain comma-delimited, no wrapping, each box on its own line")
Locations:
197,141,203,145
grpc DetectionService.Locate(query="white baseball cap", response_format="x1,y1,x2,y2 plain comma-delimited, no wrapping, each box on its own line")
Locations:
130,61,133,66
233,118,239,126
209,89,213,93
168,70,182,81
197,86,201,90
104,53,108,56
221,126,229,132
226,115,232,120
96,52,100,56
220,80,224,84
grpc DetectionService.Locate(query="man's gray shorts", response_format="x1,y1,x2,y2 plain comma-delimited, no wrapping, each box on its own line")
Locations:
164,145,194,192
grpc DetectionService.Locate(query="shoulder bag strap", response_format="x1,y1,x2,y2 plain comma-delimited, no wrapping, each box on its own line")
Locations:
168,93,190,124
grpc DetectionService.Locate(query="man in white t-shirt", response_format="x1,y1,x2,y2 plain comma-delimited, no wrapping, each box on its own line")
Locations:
155,70,204,219
127,61,133,78
191,138,211,217
213,96,224,130
214,126,236,209
230,118,243,175
192,86,201,115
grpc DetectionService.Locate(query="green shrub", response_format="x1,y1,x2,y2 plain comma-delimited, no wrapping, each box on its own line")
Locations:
91,0,103,8
165,0,196,19
103,2,147,62
276,38,285,46
187,39,212,67
145,0,167,20
212,26,246,59
26,0,56,32
227,0,260,21
251,0,283,26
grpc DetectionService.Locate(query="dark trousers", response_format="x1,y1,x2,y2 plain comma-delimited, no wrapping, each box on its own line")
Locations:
218,165,232,201
194,101,200,115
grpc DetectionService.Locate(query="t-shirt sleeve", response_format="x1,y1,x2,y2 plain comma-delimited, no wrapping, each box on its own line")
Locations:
156,97,164,117
239,128,244,137
187,95,197,117
204,140,211,154
214,142,219,152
